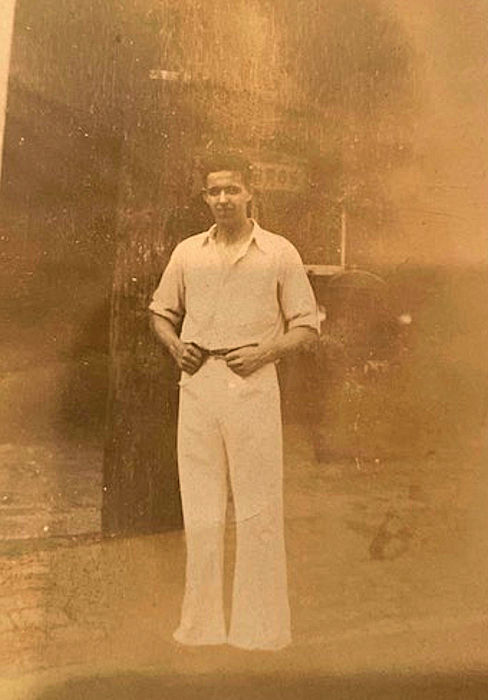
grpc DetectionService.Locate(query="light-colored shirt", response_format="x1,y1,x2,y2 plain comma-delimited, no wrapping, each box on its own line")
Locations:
149,221,319,350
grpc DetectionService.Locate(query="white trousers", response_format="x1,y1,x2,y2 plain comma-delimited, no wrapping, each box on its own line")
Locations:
174,357,291,650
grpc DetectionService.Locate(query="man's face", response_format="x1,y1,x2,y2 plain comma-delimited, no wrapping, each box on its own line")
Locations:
203,171,252,225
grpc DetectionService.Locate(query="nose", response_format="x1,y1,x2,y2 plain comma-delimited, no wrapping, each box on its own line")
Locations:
218,189,228,203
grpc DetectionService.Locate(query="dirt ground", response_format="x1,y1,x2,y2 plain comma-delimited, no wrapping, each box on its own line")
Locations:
1,424,488,699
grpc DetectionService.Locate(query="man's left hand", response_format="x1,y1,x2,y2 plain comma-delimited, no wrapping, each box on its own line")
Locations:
224,345,267,377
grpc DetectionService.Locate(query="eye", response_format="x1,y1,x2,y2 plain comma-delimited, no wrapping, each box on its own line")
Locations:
206,185,243,196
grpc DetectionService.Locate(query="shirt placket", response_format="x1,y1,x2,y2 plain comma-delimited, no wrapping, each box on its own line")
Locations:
197,242,231,348
204,238,253,348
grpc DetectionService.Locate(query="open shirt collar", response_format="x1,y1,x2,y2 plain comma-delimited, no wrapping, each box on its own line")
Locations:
201,220,271,254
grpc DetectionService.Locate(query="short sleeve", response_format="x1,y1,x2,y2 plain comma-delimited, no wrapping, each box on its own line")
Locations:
149,244,185,326
278,242,320,332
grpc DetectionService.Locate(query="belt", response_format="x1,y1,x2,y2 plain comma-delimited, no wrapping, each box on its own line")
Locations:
191,343,258,358
183,343,259,379
206,348,233,357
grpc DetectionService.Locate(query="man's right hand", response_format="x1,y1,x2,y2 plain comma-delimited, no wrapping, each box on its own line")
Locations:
171,341,205,375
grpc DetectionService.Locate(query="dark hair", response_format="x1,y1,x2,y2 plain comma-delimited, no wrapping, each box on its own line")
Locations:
201,153,253,188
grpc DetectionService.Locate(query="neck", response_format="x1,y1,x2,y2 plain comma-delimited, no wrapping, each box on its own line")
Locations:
215,218,253,244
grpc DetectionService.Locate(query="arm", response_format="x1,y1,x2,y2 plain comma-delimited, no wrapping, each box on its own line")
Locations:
259,325,318,363
225,326,317,377
151,313,204,375
149,245,203,374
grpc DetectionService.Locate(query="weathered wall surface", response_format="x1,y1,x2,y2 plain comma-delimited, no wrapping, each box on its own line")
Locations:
1,0,122,443
365,0,488,268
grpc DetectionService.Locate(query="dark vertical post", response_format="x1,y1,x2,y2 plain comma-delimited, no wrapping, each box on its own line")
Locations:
102,3,189,534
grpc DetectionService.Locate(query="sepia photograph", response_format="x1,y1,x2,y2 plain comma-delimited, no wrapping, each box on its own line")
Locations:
1,0,488,698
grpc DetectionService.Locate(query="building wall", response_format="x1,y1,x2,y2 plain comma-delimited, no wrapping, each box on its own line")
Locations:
346,0,488,269
0,0,122,443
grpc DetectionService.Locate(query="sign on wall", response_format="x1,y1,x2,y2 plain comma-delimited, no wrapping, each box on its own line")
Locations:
250,161,307,193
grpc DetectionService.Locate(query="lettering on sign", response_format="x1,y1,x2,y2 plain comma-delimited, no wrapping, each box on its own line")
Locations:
250,161,307,192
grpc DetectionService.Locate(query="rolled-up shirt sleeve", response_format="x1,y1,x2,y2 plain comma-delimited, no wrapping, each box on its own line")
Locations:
278,242,320,333
149,245,185,326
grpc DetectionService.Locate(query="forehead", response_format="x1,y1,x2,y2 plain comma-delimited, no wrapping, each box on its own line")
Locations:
206,170,246,188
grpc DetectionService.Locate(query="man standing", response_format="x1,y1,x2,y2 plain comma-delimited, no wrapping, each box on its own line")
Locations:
149,154,318,650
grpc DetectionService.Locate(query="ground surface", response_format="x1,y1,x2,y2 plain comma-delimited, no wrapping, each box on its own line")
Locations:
1,425,488,699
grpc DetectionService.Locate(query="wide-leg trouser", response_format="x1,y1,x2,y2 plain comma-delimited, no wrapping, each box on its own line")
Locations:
173,357,291,650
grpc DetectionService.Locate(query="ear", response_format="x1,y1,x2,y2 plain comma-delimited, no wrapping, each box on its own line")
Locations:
202,189,210,205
